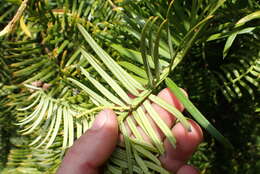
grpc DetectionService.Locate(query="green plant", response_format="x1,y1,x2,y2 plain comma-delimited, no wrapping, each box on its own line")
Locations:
0,0,259,173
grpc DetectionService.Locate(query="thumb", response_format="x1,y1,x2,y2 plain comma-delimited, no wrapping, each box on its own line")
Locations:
57,109,118,174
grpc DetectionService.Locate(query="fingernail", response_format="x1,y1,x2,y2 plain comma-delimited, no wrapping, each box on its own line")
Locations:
91,110,109,130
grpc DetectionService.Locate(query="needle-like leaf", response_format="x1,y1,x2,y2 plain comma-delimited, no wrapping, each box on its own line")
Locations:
153,19,168,81
68,77,112,106
46,106,63,148
78,24,143,95
165,78,233,149
141,17,154,87
121,122,133,174
143,100,176,148
149,94,190,130
79,51,131,104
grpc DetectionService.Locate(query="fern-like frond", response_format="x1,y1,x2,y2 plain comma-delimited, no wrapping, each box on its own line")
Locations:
1,0,240,173
59,24,191,172
215,54,259,101
15,89,89,150
63,20,229,172
2,141,62,174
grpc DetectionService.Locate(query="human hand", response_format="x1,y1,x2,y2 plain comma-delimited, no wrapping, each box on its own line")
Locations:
57,88,203,174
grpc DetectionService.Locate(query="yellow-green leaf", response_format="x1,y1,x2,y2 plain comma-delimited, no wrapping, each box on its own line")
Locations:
20,15,32,38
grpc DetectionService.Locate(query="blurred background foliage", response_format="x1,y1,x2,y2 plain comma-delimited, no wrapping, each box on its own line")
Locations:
0,0,259,173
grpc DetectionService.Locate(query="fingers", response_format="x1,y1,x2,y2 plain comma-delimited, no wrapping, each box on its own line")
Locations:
121,87,203,173
157,88,187,112
177,165,199,174
152,88,188,130
120,88,186,143
152,103,175,128
159,120,203,173
57,109,118,174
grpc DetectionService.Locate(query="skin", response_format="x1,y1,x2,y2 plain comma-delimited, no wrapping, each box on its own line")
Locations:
57,88,203,174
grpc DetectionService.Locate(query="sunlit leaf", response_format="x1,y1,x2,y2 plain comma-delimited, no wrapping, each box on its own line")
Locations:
165,78,233,149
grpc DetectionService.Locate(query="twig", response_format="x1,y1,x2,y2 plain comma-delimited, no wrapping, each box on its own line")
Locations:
0,0,29,37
